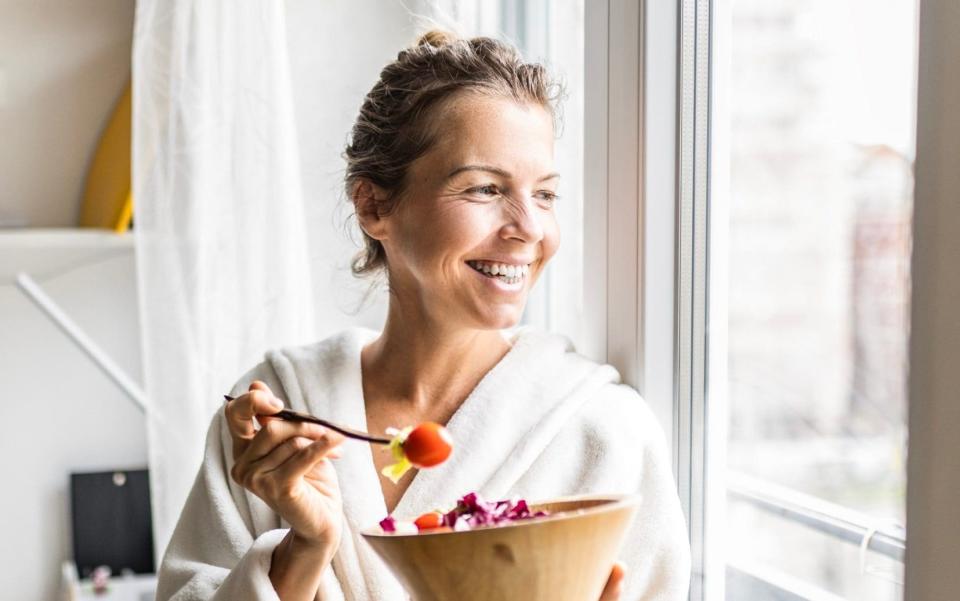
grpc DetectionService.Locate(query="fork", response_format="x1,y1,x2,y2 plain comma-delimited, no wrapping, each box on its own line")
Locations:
223,394,391,444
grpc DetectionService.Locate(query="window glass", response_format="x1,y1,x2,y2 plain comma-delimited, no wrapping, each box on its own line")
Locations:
709,1,917,598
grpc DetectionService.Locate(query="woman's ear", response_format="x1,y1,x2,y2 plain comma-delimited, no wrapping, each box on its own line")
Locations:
352,179,391,241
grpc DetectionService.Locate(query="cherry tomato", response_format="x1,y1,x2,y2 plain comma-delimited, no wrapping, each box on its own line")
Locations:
414,511,444,531
402,422,453,468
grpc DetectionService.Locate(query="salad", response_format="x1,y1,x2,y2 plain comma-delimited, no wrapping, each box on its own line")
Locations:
379,492,550,534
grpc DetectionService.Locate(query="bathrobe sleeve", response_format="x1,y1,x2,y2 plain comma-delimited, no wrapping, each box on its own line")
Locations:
155,361,345,601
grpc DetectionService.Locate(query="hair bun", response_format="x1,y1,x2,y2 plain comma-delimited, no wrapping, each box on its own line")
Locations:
415,29,458,48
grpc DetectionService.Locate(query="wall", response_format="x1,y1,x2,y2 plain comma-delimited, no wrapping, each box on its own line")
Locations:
0,234,145,601
906,1,960,599
0,0,134,227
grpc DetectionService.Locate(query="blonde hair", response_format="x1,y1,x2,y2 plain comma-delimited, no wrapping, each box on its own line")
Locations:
343,30,563,279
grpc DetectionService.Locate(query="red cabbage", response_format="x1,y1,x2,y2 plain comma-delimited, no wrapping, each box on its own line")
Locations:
441,492,548,530
379,516,396,532
380,492,549,534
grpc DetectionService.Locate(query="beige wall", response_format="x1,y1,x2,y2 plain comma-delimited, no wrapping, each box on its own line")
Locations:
0,0,134,227
906,1,960,599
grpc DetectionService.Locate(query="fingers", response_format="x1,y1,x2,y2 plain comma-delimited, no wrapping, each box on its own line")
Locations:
241,420,329,465
231,420,345,486
225,381,284,441
247,428,343,474
599,561,626,601
274,431,346,481
250,436,314,473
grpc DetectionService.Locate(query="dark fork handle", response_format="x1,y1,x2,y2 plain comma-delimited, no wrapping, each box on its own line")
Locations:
223,395,391,445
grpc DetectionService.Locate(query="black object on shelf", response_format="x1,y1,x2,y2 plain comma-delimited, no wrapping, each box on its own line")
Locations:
70,469,154,577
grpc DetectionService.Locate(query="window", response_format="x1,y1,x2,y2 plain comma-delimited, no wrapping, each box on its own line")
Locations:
701,0,917,598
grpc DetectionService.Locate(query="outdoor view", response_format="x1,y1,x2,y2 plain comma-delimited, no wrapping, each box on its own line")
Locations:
713,0,917,599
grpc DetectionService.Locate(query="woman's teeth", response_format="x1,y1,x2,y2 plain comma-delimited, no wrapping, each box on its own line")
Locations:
467,260,530,284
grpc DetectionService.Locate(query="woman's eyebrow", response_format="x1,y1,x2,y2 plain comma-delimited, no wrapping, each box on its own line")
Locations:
446,164,561,182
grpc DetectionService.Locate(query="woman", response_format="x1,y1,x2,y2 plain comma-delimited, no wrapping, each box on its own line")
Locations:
157,31,690,600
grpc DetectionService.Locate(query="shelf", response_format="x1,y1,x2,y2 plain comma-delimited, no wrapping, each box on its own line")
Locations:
0,228,134,283
68,573,156,601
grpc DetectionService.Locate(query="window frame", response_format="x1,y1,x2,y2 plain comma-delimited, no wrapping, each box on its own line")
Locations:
582,0,677,450
906,1,960,599
584,0,705,592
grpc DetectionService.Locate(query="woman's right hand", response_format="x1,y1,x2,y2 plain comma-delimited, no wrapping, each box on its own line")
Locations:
226,380,346,556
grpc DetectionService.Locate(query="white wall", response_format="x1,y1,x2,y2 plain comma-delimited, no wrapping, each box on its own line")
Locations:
0,0,134,227
0,233,145,601
906,1,960,599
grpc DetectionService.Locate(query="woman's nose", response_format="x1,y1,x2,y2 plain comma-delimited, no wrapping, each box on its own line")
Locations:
500,196,545,243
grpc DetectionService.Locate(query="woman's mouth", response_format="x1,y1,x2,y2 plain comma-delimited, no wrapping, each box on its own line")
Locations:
466,260,531,286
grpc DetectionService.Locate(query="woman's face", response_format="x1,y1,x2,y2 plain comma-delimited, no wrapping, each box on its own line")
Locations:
379,94,560,331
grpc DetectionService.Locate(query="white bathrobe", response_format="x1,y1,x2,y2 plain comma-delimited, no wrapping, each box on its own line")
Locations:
156,326,691,600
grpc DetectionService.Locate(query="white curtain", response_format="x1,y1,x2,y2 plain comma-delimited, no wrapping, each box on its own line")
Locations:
132,0,315,554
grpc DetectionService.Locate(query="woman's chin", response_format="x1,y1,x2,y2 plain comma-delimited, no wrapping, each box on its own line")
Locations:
474,305,525,330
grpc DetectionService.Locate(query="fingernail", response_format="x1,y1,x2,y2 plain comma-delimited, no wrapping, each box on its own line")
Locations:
269,397,284,409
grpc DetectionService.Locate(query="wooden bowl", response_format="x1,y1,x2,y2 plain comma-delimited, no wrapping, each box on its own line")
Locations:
360,494,640,601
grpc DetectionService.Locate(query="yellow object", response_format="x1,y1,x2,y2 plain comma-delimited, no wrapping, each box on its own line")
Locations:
381,426,414,484
80,81,132,231
113,190,133,233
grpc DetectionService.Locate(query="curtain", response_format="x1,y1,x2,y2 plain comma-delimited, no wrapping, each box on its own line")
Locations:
132,0,315,554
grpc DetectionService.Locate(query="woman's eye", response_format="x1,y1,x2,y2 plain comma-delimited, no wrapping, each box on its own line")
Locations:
468,184,500,196
536,190,559,204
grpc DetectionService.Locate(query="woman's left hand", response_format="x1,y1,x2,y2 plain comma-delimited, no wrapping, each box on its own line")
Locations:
599,561,626,601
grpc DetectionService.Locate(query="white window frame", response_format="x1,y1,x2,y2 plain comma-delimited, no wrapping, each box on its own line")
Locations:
584,2,913,600
582,0,678,444
583,0,710,595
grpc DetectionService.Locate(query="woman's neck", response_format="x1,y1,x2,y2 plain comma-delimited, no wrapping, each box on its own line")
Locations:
361,311,512,418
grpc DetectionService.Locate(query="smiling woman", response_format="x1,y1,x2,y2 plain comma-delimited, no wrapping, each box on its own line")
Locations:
155,30,690,601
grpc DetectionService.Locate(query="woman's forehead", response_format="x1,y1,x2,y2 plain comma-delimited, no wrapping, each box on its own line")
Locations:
425,95,555,176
